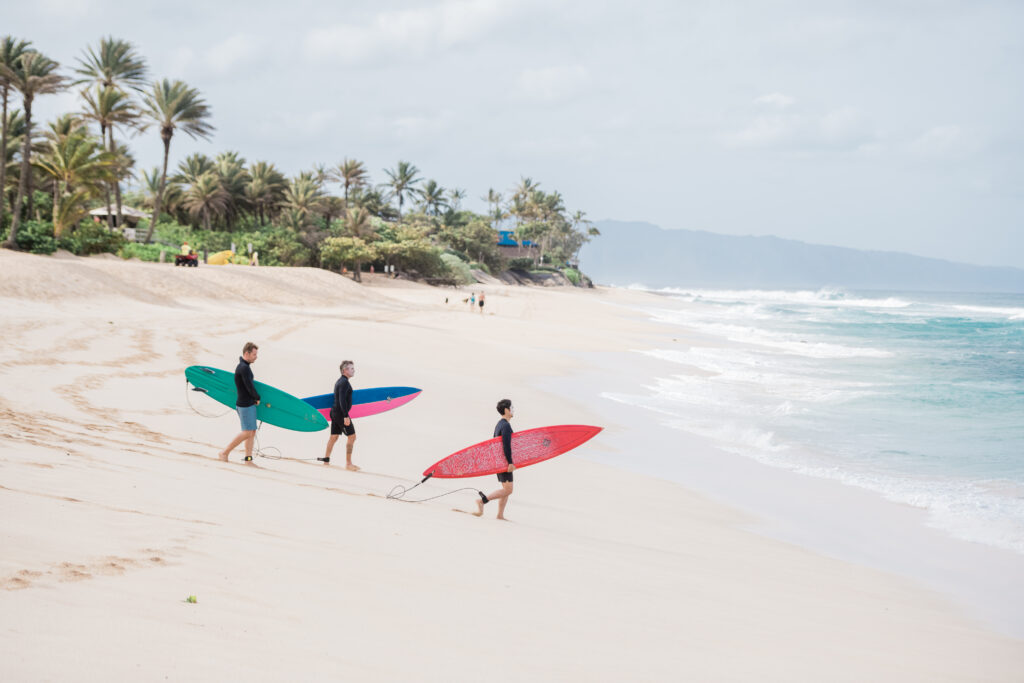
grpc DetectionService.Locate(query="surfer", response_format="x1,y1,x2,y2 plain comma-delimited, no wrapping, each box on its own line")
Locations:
473,399,516,520
218,342,260,464
319,360,358,470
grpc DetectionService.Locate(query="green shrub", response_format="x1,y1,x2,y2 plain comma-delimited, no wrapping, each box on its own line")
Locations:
119,243,165,262
59,222,126,256
507,257,534,271
440,253,474,285
12,220,58,254
562,267,581,285
469,261,490,274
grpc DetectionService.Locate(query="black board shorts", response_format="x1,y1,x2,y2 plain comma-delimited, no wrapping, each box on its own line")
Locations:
330,413,355,436
496,471,513,483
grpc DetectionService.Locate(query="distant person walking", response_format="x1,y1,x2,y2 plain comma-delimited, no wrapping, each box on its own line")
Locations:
478,291,485,314
319,360,359,470
469,292,476,310
219,342,260,464
473,398,516,520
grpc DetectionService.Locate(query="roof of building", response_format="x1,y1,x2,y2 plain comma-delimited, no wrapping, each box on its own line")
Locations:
89,206,148,218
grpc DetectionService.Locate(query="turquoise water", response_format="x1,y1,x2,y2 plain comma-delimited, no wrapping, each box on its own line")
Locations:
605,288,1024,554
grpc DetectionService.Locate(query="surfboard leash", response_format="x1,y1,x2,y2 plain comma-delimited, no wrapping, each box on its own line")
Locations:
385,473,485,503
184,379,232,418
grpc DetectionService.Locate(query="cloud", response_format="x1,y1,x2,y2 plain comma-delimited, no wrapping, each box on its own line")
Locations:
516,65,591,103
206,35,261,77
725,101,877,152
303,0,521,66
754,92,795,109
910,125,971,158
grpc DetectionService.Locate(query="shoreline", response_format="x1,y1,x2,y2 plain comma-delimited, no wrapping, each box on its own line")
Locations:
2,251,1022,680
549,346,1024,638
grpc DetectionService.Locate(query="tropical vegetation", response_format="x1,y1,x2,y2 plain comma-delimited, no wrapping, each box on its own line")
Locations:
0,35,599,285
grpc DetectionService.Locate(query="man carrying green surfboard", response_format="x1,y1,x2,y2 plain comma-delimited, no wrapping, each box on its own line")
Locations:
219,342,260,464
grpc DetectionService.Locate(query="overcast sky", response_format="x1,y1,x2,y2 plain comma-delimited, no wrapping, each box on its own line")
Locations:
8,0,1024,267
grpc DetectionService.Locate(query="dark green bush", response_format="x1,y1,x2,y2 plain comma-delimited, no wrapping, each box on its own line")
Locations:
507,257,534,271
12,220,58,254
59,222,126,256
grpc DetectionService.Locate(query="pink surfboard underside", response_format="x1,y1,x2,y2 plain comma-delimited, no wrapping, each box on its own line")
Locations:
424,425,602,479
317,392,420,420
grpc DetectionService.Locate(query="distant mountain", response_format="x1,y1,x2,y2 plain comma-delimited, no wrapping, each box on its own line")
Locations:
579,221,1024,293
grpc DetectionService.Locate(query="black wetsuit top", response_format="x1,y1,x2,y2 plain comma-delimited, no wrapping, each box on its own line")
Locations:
494,418,513,465
332,375,353,421
234,357,260,407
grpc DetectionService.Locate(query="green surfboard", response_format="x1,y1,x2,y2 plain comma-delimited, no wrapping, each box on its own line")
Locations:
185,365,328,432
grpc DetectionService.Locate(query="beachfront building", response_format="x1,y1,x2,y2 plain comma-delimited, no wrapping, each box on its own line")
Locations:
89,206,149,241
89,206,148,228
496,230,539,261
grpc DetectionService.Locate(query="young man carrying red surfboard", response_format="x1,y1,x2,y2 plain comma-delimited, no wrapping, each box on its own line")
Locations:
473,399,516,520
319,360,359,470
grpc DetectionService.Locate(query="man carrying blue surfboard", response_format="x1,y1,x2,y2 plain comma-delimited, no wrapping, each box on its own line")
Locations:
219,342,260,464
473,398,516,520
319,360,359,470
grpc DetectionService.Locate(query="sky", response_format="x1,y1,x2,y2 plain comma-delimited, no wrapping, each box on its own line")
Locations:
6,0,1024,268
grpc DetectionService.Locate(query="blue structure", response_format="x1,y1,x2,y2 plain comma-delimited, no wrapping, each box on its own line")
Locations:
497,230,536,247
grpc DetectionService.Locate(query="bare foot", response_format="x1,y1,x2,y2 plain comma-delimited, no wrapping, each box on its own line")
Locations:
472,500,484,517
218,451,229,462
346,463,361,471
496,515,509,521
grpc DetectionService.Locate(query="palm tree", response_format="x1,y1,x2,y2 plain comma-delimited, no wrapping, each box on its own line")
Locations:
246,161,286,225
75,37,147,228
140,79,213,243
283,175,323,219
33,131,112,235
2,108,25,212
0,36,30,224
3,50,67,250
342,206,375,281
419,179,448,216
140,165,183,217
174,152,214,185
74,37,147,91
447,187,467,211
81,84,138,226
332,158,368,205
182,172,228,231
382,160,421,222
320,195,345,229
214,151,249,230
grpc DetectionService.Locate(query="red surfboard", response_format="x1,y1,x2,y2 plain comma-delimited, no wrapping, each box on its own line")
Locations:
423,425,602,479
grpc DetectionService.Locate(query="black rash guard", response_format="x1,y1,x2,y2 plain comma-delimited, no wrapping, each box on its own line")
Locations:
234,357,260,407
332,375,353,420
494,418,513,465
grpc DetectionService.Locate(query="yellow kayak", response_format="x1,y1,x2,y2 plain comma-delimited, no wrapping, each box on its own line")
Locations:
207,250,234,265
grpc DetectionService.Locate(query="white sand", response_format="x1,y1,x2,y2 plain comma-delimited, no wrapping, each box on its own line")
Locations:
1,250,1022,681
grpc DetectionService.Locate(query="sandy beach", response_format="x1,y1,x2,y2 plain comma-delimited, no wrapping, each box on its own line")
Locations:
2,250,1023,681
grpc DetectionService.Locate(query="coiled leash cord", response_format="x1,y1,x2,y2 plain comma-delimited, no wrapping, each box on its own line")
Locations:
386,473,484,503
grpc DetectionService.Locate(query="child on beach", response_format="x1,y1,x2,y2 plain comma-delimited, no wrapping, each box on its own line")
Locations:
478,291,485,314
319,360,359,470
219,342,260,464
473,399,516,520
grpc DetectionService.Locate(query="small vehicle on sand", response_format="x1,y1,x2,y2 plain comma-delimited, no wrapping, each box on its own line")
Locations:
175,252,199,267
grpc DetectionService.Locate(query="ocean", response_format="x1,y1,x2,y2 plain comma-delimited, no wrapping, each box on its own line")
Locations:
603,287,1024,556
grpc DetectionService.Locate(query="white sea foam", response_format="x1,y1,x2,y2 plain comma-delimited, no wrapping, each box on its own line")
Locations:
949,304,1024,321
636,285,913,310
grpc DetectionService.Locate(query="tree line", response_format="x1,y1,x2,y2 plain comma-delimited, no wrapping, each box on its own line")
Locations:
0,35,598,281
